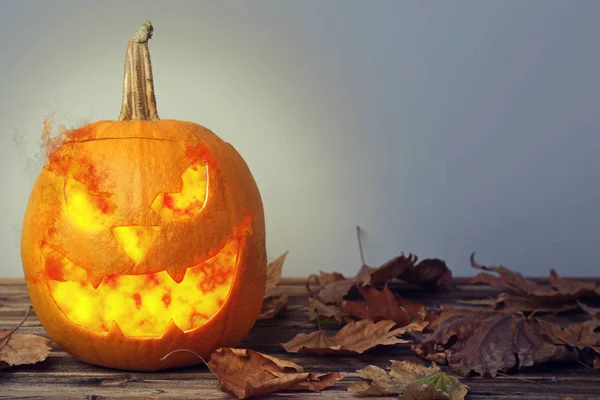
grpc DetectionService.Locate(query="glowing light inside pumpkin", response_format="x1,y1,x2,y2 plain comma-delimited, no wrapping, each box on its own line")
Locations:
112,226,159,262
65,178,116,226
151,164,208,219
42,239,238,337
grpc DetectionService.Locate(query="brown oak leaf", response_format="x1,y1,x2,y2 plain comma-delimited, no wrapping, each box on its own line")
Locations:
265,251,289,291
281,319,426,355
347,360,468,400
470,253,600,304
340,285,426,326
413,309,579,376
258,290,288,321
207,347,343,398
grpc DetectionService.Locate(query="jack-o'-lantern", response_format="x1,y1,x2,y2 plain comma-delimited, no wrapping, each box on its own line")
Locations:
20,21,267,371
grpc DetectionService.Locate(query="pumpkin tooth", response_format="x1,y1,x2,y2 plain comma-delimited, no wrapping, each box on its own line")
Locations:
106,321,124,338
165,268,187,284
163,319,185,339
87,271,105,289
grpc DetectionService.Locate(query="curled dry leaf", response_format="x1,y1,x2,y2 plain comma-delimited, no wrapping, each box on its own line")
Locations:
413,309,582,376
347,360,468,400
362,254,452,288
281,319,426,355
257,251,290,321
265,251,289,291
258,290,288,321
207,347,343,399
470,253,600,304
577,300,600,319
340,285,426,326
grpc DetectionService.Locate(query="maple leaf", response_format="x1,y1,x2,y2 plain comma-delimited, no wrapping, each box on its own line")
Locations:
348,360,468,399
281,319,426,355
265,251,289,291
470,253,600,304
413,309,580,376
0,307,52,369
206,348,343,398
340,285,426,326
257,290,288,321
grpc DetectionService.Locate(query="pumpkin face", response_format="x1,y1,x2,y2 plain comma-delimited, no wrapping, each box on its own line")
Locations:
20,21,266,371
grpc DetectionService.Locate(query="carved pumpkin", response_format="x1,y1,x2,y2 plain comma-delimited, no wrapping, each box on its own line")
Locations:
20,21,267,371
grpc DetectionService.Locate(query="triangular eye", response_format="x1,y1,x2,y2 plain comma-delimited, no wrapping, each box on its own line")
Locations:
151,164,208,219
65,178,117,226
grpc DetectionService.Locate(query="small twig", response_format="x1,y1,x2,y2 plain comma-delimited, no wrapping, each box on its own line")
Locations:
356,226,366,266
285,304,307,311
315,312,323,331
161,348,209,367
494,371,544,388
0,306,33,352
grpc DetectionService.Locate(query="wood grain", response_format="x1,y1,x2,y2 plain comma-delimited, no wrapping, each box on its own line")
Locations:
1,278,599,399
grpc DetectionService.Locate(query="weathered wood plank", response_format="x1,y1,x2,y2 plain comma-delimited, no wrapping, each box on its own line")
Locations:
2,279,600,399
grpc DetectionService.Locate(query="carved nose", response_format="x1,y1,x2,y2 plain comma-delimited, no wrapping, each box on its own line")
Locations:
111,226,159,263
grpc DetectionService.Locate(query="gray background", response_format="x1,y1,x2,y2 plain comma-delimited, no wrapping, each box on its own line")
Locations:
1,0,599,277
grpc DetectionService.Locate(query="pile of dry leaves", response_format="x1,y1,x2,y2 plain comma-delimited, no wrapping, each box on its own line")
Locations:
4,227,600,400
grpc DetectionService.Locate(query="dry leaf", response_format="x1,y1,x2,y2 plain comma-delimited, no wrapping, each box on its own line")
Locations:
281,319,425,355
0,307,52,370
458,293,578,314
535,319,600,366
363,254,452,288
577,301,600,319
265,251,289,291
258,290,288,321
207,347,343,398
413,309,580,376
470,253,600,303
313,271,347,285
340,285,426,326
0,332,52,369
310,278,359,304
306,297,351,324
347,360,468,400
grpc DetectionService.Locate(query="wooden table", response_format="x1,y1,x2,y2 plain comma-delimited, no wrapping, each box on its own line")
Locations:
1,278,599,399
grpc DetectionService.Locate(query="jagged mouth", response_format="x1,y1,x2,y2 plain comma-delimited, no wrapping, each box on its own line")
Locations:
41,238,240,338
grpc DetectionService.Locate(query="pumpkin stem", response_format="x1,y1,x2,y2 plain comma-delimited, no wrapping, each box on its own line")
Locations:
118,20,160,121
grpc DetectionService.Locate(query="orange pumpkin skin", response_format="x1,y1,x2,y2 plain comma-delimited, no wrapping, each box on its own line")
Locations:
21,120,267,371
20,23,267,371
